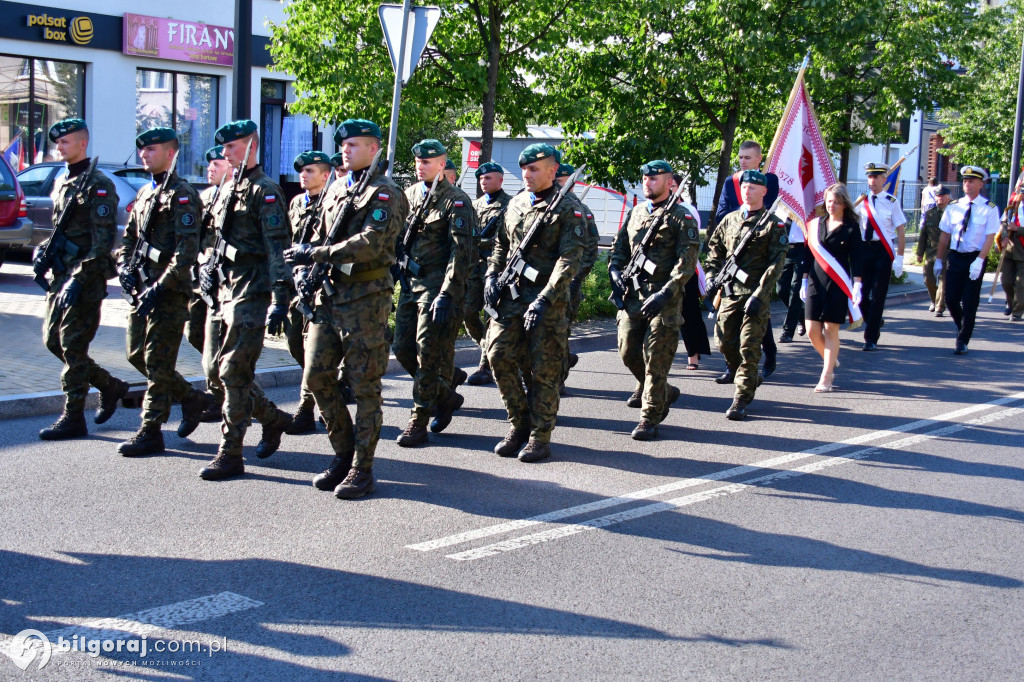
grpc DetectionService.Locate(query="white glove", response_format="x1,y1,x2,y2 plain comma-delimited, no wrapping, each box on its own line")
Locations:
799,279,808,302
934,259,943,279
969,256,984,281
892,254,904,278
852,281,863,306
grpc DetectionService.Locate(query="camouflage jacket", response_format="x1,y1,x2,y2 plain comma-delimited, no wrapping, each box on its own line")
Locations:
289,191,326,246
705,206,789,303
610,199,699,304
49,161,119,297
198,184,220,252
401,177,475,302
311,166,409,304
120,171,201,294
916,205,945,262
579,200,601,274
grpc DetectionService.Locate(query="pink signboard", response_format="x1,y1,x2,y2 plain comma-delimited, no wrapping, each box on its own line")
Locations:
123,13,234,66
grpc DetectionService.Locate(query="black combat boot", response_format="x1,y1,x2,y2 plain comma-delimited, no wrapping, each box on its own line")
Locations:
762,347,777,379
631,420,658,441
313,452,354,491
285,405,316,435
118,423,165,457
396,422,428,447
466,356,493,385
626,387,642,408
725,397,750,421
430,391,464,433
667,385,680,404
255,408,292,459
334,467,375,499
95,378,130,424
199,450,245,480
518,439,551,463
715,369,736,384
39,410,87,440
178,389,211,438
494,425,530,456
452,367,468,389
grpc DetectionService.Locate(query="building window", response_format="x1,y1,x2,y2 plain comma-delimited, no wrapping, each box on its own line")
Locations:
0,54,85,168
261,79,319,188
136,68,218,183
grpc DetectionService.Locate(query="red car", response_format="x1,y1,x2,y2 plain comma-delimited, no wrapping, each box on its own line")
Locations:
0,152,32,270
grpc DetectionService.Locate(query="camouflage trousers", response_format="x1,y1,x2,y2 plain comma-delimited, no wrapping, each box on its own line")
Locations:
463,268,487,348
714,294,769,402
616,294,681,424
924,257,947,314
203,295,280,456
125,289,194,427
562,280,585,378
1000,256,1024,317
486,302,569,443
184,295,207,355
43,290,118,413
393,287,462,426
304,290,391,471
286,303,316,411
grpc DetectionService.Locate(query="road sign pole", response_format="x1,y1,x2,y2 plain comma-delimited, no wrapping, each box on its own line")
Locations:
385,0,412,179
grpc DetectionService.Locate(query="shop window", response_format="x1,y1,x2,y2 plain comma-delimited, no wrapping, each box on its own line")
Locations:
0,54,85,168
136,68,218,183
260,79,319,190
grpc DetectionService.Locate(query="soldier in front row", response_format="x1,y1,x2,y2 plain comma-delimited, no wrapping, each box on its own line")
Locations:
34,118,129,440
116,127,209,456
485,143,586,462
609,160,698,440
916,185,950,317
705,170,789,421
998,185,1024,321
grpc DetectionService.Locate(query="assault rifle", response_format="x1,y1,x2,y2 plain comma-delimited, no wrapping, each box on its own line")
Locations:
33,156,99,291
704,197,784,310
122,150,179,304
199,139,253,307
483,164,586,319
395,172,440,284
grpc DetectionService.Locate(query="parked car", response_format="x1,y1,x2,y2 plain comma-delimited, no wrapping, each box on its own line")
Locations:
15,162,147,250
0,153,32,270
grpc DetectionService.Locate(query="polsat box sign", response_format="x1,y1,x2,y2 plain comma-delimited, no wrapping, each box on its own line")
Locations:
123,13,234,66
25,12,94,45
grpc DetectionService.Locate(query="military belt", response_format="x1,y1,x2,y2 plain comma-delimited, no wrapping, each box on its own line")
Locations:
333,265,391,283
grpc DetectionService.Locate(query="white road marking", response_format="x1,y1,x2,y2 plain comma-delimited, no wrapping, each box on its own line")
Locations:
408,393,1024,553
446,407,1022,561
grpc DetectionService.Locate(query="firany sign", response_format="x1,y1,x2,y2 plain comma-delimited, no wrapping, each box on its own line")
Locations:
124,13,235,66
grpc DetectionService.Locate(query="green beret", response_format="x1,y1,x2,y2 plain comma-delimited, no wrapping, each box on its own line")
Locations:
135,127,177,149
935,185,951,196
960,165,989,181
556,163,575,179
554,149,564,163
412,139,447,159
215,119,257,145
330,152,344,168
475,161,504,178
863,162,889,176
519,143,557,166
293,150,332,172
334,118,381,145
740,169,767,186
445,159,457,171
205,145,225,162
641,160,673,176
48,118,87,142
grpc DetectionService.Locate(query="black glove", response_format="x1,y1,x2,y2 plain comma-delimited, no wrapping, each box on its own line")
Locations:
32,245,50,278
429,291,453,325
135,281,164,319
56,277,82,310
640,288,670,320
523,295,550,332
744,296,763,317
284,243,315,266
609,266,626,298
267,303,290,336
198,260,217,295
118,261,137,294
484,276,501,310
569,276,582,301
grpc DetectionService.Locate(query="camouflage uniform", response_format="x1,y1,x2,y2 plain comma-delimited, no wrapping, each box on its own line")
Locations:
467,189,512,357
303,166,409,470
42,161,121,413
999,210,1024,318
393,177,475,427
610,200,699,424
917,205,946,314
122,171,202,427
286,191,324,413
486,186,586,444
183,185,218,354
705,207,789,402
564,200,601,376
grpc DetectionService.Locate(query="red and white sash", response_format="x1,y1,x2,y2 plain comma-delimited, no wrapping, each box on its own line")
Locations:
806,217,862,322
862,197,895,261
732,172,742,205
695,261,707,297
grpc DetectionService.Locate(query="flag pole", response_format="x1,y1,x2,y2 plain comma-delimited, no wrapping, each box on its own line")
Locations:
853,144,919,207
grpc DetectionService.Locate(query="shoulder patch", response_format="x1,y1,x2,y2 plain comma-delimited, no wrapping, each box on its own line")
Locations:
178,196,189,205
454,216,466,229
96,204,110,217
587,212,593,219
573,210,583,218
574,224,584,237
687,227,697,240
886,194,896,203
378,191,390,202
684,214,693,220
780,233,789,245
988,201,996,208
454,200,464,208
96,189,107,197
182,213,195,226
371,207,389,223
265,195,277,203
268,213,282,227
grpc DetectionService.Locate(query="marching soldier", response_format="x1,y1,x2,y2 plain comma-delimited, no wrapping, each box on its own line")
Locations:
284,119,409,498
116,127,208,456
916,185,950,317
33,118,129,440
858,161,908,351
196,119,293,480
705,170,789,420
283,150,333,435
466,161,511,386
331,152,345,180
998,189,1024,321
608,160,698,440
485,143,586,462
935,166,1000,354
392,139,475,447
445,159,459,185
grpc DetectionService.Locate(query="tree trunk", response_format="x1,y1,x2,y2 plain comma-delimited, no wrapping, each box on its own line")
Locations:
838,108,854,183
478,6,502,197
710,106,740,230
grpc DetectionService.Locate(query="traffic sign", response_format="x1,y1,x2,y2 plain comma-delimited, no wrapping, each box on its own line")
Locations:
378,4,441,86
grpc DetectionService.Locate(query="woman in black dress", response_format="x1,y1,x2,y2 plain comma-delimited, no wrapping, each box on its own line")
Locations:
800,183,863,392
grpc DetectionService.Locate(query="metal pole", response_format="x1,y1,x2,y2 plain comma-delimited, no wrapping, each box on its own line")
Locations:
232,0,253,119
1010,28,1024,189
385,0,412,179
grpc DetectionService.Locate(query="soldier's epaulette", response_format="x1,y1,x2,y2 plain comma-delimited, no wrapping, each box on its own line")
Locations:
885,193,896,203
988,201,996,208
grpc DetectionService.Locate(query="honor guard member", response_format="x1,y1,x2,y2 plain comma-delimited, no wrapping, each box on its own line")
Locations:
858,161,908,350
777,209,807,342
116,127,208,456
705,170,789,420
998,189,1024,321
392,139,475,447
330,152,345,179
935,166,1000,354
282,150,333,435
485,143,586,462
196,119,293,480
608,160,698,440
444,159,459,185
916,185,951,316
34,118,129,440
284,118,409,498
466,161,512,386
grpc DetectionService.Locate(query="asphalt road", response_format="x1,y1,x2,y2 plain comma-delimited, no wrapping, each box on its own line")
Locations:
1,293,1023,681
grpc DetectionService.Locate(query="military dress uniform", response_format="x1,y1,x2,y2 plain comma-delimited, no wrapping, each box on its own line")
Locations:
198,119,293,480
34,118,129,440
857,162,908,350
285,118,410,498
916,198,948,315
998,202,1024,320
392,139,475,446
485,143,586,462
705,171,789,420
609,160,698,440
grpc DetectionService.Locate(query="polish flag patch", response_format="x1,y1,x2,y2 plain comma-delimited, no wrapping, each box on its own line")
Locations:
96,189,107,197
178,196,189,204
378,192,390,201
454,200,464,207
573,210,583,218
265,195,277,203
